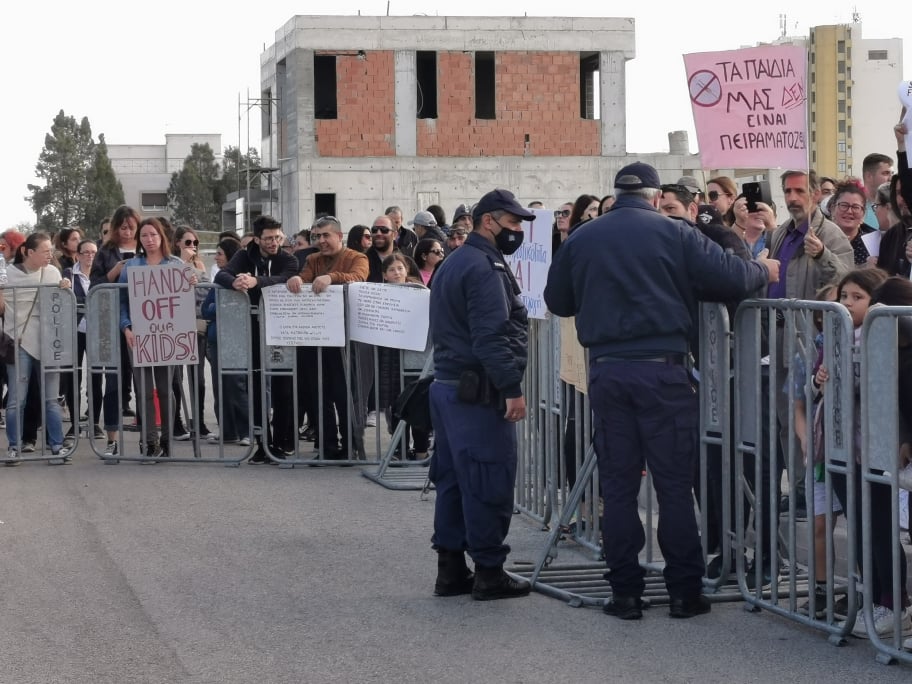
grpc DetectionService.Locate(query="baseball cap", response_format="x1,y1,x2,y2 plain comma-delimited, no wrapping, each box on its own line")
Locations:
408,210,437,228
451,203,472,223
471,189,535,221
614,162,662,190
677,175,703,195
696,204,724,226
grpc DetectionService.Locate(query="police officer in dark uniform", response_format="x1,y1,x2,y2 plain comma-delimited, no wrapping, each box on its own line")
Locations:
544,163,781,619
429,189,533,601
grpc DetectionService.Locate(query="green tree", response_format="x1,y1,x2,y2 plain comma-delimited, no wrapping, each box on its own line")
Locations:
167,143,221,231
220,145,261,200
27,110,95,231
84,134,125,239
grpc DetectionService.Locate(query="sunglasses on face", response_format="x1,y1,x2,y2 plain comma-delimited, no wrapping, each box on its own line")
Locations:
371,226,392,234
429,249,445,255
554,210,571,219
183,238,199,247
708,190,731,202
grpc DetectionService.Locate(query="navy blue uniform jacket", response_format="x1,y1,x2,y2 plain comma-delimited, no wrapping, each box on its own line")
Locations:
543,194,769,358
430,232,528,399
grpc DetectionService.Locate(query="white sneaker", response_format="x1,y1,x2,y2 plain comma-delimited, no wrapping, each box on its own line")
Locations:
5,448,20,466
904,634,912,651
206,432,219,443
103,441,118,458
850,605,912,638
366,411,377,427
238,436,251,447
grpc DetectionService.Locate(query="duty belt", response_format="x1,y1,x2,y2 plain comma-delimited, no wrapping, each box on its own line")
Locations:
593,354,686,365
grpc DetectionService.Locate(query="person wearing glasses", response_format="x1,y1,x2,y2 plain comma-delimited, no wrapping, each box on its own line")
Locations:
705,176,738,227
346,225,372,254
171,226,212,442
215,215,299,463
551,202,573,254
62,239,104,443
364,215,397,283
414,238,445,287
287,216,370,462
828,182,878,266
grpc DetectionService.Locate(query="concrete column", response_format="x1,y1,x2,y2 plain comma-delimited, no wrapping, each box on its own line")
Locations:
600,51,627,156
394,51,417,156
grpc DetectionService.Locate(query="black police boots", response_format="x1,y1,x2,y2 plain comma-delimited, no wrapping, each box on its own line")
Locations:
434,550,475,597
471,565,531,601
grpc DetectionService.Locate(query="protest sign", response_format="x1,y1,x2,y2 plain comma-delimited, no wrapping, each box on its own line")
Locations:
684,45,808,169
261,284,346,347
505,208,552,320
347,282,430,351
127,265,198,366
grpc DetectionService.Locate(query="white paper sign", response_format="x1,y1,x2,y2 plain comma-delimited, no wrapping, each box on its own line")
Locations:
504,208,553,319
347,282,430,351
899,81,912,160
261,284,345,347
127,265,199,366
861,230,882,257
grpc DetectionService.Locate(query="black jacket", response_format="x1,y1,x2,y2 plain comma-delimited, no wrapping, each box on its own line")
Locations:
430,232,528,398
213,242,299,305
544,194,769,359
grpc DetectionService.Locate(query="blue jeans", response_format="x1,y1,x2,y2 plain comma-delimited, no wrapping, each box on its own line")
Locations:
6,346,63,450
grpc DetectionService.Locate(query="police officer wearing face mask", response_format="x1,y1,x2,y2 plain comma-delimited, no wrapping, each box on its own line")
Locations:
428,189,533,601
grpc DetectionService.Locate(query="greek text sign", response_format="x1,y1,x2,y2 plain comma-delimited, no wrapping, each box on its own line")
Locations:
505,208,553,320
684,45,808,169
262,284,346,347
127,265,198,366
347,282,430,351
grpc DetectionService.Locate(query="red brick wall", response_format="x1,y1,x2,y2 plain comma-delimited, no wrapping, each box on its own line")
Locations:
316,52,395,157
418,51,600,157
314,50,600,157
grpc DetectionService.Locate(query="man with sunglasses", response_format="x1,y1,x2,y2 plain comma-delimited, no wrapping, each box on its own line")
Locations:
215,215,299,463
364,215,397,282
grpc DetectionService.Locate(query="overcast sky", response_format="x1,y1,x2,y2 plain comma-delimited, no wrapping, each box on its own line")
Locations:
1,1,907,228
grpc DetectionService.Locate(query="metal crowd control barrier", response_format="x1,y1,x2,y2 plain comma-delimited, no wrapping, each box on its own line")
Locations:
511,304,744,606
861,305,912,665
733,300,856,644
85,284,253,465
0,282,79,466
362,350,434,490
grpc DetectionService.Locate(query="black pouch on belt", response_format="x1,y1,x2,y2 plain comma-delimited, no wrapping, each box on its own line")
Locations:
457,370,484,403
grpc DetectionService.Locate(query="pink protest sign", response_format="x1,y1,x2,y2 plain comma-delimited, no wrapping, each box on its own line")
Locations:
684,45,808,169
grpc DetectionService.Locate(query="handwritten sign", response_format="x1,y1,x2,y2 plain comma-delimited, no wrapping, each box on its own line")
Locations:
127,265,198,367
684,45,808,169
899,81,912,159
347,282,430,351
261,284,345,347
505,208,552,320
559,316,588,393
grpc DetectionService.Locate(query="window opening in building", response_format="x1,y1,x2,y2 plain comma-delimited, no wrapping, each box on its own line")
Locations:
475,52,496,120
417,51,438,119
314,55,337,119
141,193,168,211
868,49,888,60
261,88,273,139
314,194,336,219
580,52,600,120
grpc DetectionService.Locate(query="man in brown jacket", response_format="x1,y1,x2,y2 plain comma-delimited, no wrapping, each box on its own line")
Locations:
287,216,369,460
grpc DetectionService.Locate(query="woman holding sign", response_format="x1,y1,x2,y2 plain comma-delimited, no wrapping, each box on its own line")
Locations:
118,218,198,461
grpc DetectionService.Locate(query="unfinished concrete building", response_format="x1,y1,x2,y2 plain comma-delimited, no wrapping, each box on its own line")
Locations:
258,15,697,230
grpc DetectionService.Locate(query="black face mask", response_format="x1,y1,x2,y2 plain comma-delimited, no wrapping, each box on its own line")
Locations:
495,228,524,255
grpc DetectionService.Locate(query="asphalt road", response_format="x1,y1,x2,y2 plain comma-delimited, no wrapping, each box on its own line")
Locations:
1,449,910,684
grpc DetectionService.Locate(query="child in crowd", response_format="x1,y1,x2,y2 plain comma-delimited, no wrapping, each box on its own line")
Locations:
378,253,429,460
817,268,910,639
